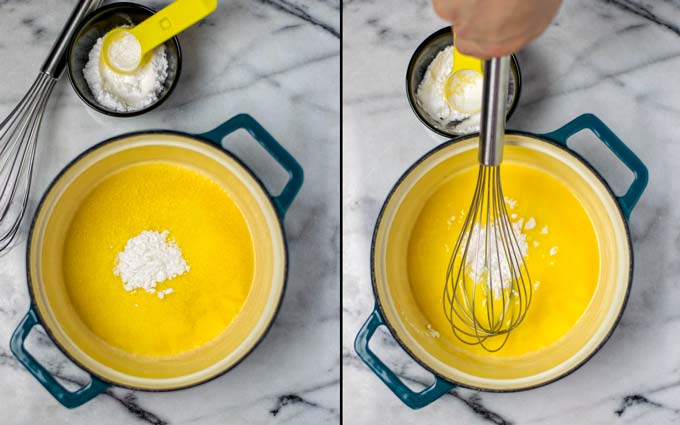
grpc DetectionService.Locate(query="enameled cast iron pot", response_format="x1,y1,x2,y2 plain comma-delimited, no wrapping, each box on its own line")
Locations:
355,114,648,409
10,114,303,408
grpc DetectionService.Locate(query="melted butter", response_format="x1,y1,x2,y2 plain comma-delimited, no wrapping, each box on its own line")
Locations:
408,163,600,357
63,162,254,358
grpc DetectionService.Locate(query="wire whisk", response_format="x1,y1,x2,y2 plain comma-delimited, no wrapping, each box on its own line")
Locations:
443,57,532,352
0,74,56,252
0,0,102,255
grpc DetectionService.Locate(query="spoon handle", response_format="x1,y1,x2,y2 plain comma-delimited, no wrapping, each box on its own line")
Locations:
131,0,217,54
451,29,483,74
479,56,510,166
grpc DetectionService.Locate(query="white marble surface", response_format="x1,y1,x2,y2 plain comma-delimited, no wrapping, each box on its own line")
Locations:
343,0,678,423
0,0,338,423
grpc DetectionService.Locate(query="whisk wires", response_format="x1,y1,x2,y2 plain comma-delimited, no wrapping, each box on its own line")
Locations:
0,72,56,254
443,165,532,352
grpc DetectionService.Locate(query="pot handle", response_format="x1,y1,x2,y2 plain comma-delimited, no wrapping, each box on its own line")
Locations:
541,113,648,219
354,307,455,409
198,114,304,217
10,307,110,408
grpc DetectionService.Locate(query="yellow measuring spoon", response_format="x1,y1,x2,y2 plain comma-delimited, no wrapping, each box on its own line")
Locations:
102,0,217,74
444,31,484,113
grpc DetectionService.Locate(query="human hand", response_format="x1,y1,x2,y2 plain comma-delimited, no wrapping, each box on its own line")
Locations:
432,0,562,58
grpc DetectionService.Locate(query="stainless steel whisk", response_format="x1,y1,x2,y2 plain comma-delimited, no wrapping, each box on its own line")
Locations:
443,57,532,352
0,0,101,254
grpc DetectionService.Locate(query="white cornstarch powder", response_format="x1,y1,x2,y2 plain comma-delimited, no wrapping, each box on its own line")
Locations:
107,31,142,72
524,217,536,230
83,29,168,112
416,46,514,135
460,197,556,298
417,47,480,134
464,221,529,298
114,230,189,298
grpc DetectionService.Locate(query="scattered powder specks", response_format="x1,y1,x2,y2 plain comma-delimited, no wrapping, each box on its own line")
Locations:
426,324,440,338
541,226,549,234
533,240,539,247
505,197,518,209
157,288,174,299
550,246,558,256
525,217,536,230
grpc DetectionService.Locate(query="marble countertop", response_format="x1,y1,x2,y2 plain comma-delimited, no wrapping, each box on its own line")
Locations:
0,0,338,424
343,0,677,423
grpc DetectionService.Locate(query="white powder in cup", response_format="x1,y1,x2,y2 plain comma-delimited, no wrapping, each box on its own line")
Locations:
106,31,142,72
83,28,169,112
416,46,515,135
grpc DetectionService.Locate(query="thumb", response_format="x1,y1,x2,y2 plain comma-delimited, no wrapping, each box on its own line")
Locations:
455,37,520,59
454,38,492,60
432,0,458,22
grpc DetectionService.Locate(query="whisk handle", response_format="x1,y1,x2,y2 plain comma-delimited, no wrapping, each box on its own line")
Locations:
541,113,648,218
40,0,103,78
479,56,510,166
355,308,455,409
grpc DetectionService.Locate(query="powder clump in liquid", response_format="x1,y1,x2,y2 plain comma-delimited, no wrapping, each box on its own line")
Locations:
113,230,189,299
462,199,554,298
464,221,528,298
83,29,168,112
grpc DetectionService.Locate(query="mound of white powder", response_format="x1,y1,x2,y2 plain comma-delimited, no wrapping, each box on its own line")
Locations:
416,46,481,134
416,46,515,135
83,30,168,112
113,230,189,298
106,31,142,72
464,221,528,298
460,198,553,298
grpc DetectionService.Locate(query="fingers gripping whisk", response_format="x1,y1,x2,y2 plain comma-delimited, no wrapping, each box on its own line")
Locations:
443,165,532,351
0,73,56,253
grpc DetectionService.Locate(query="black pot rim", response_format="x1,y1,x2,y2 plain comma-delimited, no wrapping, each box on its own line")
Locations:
25,129,289,392
369,130,634,393
405,26,523,138
66,2,183,118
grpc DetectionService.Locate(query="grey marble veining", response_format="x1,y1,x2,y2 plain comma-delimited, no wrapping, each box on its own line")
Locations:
343,0,680,423
0,0,339,424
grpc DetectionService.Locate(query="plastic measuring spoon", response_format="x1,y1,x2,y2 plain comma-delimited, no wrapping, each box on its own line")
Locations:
102,0,217,74
444,31,484,113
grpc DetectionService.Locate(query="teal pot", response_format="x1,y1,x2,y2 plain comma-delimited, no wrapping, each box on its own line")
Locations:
355,114,647,408
11,114,303,408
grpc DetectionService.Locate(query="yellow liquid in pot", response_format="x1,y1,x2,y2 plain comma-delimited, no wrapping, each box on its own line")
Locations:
63,162,254,358
408,163,600,357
